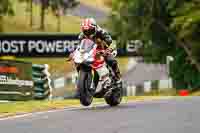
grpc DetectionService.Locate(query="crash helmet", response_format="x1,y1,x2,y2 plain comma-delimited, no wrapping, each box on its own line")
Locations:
81,17,97,37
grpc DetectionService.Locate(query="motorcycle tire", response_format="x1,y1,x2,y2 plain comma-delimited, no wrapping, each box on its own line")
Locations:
78,70,93,106
104,85,122,106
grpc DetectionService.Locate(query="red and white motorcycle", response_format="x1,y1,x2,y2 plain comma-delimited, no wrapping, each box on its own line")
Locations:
68,38,122,106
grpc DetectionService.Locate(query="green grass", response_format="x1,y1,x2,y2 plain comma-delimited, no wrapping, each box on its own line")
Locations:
189,91,200,96
3,1,81,33
0,99,80,115
143,89,178,96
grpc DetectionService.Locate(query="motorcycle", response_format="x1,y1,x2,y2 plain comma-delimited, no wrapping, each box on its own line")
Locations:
68,38,122,106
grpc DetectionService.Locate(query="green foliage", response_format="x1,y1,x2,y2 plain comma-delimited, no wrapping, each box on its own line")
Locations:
151,80,159,91
110,0,200,90
47,0,80,16
170,48,200,91
16,0,79,30
48,0,79,31
110,0,154,48
0,0,14,32
0,0,14,16
170,1,200,63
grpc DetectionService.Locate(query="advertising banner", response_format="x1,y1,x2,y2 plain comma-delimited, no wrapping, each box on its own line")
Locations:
0,60,34,100
0,34,141,57
0,34,79,57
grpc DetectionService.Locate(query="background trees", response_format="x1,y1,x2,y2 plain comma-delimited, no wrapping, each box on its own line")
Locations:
0,0,14,31
0,0,79,32
109,0,200,90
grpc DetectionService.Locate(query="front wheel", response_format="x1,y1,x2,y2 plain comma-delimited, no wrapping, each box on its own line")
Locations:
78,70,93,106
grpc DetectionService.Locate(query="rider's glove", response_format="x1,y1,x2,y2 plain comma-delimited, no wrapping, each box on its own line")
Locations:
105,47,113,55
67,52,74,61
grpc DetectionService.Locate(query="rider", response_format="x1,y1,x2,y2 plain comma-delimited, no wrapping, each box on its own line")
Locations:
78,17,122,86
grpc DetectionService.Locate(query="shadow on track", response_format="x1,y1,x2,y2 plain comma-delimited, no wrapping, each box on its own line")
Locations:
69,104,136,112
74,100,166,112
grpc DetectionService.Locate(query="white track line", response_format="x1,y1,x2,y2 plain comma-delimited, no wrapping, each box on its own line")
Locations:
0,103,107,121
0,97,173,121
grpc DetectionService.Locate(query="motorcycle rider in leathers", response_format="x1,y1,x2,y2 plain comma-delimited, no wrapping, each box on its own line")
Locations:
70,18,122,96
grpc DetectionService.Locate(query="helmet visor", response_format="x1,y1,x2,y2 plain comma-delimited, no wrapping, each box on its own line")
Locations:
83,28,95,36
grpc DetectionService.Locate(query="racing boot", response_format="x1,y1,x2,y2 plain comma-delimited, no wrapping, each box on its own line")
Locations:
103,77,113,97
113,64,123,88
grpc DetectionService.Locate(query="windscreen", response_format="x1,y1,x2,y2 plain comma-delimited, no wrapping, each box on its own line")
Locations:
79,39,95,53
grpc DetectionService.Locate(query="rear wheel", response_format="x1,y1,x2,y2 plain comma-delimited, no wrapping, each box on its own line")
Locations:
104,67,122,106
78,70,93,106
105,82,122,106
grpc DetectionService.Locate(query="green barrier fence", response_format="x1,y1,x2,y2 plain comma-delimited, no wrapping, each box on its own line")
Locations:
32,64,51,100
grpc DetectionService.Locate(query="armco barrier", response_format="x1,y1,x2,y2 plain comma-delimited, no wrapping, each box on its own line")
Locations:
32,64,52,100
0,60,34,101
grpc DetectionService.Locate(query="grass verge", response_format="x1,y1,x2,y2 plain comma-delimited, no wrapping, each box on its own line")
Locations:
143,89,178,96
190,91,200,96
0,96,170,117
0,99,79,118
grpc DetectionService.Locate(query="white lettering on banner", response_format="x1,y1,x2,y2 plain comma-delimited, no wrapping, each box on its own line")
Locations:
27,40,79,53
0,40,26,53
0,79,34,87
36,40,45,53
28,40,36,52
64,40,71,52
46,41,56,53
69,40,79,52
11,40,25,53
19,41,25,53
10,41,18,53
63,41,69,52
1,40,11,53
56,41,63,53
64,40,79,52
0,40,80,54
0,75,7,80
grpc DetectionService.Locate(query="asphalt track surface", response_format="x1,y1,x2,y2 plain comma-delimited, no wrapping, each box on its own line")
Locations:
0,97,200,133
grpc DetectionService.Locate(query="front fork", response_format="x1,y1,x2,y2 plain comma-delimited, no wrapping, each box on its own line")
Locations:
75,63,94,92
74,62,111,95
